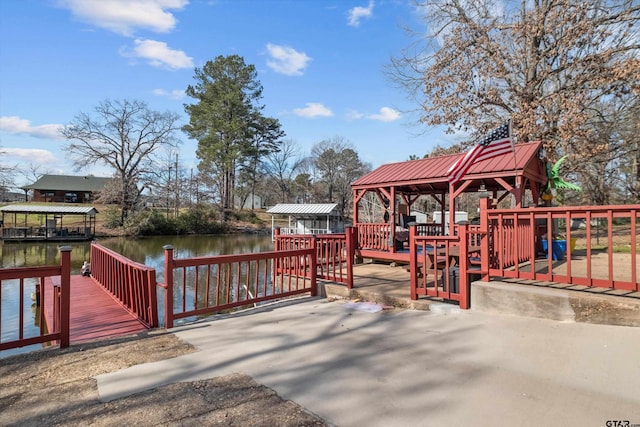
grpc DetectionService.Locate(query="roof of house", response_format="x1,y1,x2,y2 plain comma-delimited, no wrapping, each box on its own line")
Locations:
0,205,98,215
22,174,112,192
267,203,339,216
351,141,547,193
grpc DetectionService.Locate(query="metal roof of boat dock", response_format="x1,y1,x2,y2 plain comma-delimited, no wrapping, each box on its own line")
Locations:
266,203,339,215
0,205,98,215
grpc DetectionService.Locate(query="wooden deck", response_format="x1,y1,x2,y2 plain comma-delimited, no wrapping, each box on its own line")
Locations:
43,275,149,344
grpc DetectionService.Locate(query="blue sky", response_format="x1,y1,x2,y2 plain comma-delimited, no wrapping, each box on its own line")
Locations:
0,0,458,187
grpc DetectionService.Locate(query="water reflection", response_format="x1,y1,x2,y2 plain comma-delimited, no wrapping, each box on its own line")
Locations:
1,240,92,273
96,234,274,281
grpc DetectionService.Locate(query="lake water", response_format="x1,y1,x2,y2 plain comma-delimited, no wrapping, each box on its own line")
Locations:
0,234,274,358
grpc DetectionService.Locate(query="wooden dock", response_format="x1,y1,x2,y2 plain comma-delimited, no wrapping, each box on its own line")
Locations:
43,275,149,344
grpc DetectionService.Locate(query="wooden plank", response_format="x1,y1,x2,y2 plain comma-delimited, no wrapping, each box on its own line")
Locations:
43,275,148,344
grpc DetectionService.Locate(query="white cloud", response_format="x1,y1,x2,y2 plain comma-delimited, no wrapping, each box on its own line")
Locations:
367,107,401,122
346,110,365,120
57,0,188,36
348,1,374,27
292,103,333,118
0,116,64,139
122,39,193,69
344,107,401,122
2,148,58,164
153,88,186,99
265,43,311,76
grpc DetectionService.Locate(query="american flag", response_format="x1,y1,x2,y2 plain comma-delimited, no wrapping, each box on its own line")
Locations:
447,120,514,185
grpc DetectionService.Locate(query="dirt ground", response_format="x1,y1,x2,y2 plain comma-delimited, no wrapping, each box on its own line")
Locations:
0,331,327,426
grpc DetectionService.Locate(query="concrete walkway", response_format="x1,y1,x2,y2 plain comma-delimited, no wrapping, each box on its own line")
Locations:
97,297,640,426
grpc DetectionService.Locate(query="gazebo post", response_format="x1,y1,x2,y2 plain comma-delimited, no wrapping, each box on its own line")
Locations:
515,175,524,207
390,186,397,251
448,183,456,236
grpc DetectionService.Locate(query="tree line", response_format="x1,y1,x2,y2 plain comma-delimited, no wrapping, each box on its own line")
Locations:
53,56,369,228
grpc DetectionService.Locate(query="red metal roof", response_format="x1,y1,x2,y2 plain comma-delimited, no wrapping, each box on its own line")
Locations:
352,141,545,191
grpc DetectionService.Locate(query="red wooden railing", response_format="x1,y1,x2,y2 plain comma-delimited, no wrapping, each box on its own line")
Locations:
90,243,159,328
408,224,482,309
274,227,355,287
0,247,71,351
414,223,446,237
357,222,445,253
161,245,317,329
357,223,391,251
481,198,639,292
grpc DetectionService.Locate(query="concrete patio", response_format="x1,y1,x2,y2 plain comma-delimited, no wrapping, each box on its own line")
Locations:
97,296,640,426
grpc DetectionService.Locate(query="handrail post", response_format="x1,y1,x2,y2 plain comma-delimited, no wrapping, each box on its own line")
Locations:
273,227,281,281
148,268,159,327
274,227,280,250
90,243,98,282
409,224,417,300
632,208,638,288
309,236,318,296
58,246,72,348
479,196,490,282
458,225,470,309
163,245,174,329
345,226,354,289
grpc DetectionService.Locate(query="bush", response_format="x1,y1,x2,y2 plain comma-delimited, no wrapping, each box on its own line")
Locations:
119,205,230,236
233,209,264,225
175,204,229,235
103,207,124,229
126,209,177,236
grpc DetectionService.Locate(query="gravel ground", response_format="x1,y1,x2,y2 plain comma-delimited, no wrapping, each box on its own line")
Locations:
0,331,327,426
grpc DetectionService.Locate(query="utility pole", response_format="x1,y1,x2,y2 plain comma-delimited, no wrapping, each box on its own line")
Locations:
174,154,179,218
189,168,193,207
167,165,171,219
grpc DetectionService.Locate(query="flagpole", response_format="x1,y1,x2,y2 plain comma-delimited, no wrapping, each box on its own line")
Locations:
509,119,519,188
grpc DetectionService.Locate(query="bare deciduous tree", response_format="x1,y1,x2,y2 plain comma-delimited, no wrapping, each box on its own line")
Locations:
61,99,180,225
20,163,52,185
311,137,370,217
390,0,639,159
263,139,305,203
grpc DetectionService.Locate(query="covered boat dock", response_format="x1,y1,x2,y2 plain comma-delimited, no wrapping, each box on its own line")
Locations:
0,204,98,242
267,203,345,237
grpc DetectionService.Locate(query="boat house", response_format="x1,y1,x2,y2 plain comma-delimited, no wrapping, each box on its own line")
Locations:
0,205,98,242
267,203,345,237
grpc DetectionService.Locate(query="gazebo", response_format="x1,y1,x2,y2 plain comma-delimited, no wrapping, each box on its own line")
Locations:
350,141,548,262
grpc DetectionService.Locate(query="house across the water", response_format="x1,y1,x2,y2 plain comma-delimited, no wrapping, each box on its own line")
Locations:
22,174,112,203
267,203,345,237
